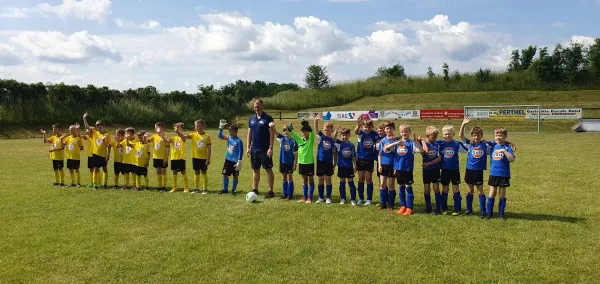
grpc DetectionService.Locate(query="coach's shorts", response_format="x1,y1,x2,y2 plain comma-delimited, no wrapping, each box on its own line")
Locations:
87,156,94,169
488,176,510,187
222,160,240,177
153,158,168,169
114,162,125,175
465,169,484,185
52,160,64,170
299,163,314,176
251,150,273,170
92,154,107,168
422,168,441,184
122,163,135,174
395,170,414,185
135,166,148,176
279,163,294,174
441,169,461,186
316,160,334,177
193,158,208,171
356,158,375,172
66,159,80,170
337,166,355,179
171,159,186,173
380,164,394,177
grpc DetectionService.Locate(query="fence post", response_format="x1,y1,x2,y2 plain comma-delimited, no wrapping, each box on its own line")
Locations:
279,111,282,121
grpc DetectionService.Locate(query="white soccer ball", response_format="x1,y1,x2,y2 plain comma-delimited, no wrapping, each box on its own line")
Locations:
246,192,258,203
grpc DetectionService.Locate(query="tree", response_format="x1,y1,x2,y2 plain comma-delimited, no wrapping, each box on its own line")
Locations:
475,68,492,83
508,49,521,72
520,45,537,70
427,67,435,78
531,46,553,82
375,63,406,78
588,38,600,78
442,62,450,83
305,65,330,89
563,41,586,84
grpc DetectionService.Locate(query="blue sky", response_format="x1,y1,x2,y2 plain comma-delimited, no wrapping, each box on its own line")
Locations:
1,0,598,92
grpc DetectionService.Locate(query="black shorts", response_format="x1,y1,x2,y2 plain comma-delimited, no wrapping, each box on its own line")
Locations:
441,169,461,186
66,159,80,170
222,160,240,177
376,162,381,177
135,166,148,176
122,163,136,174
171,159,186,173
422,168,441,184
279,163,294,174
153,158,168,169
356,158,375,172
465,169,484,185
193,158,208,171
251,150,273,170
337,166,355,179
488,176,510,187
92,154,107,168
299,163,314,176
395,170,414,185
114,162,125,175
316,160,334,177
87,156,94,169
52,160,64,170
380,164,394,177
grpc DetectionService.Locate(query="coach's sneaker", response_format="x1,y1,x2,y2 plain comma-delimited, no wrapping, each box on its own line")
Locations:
397,206,407,214
403,208,413,216
340,199,346,205
201,189,209,195
316,198,325,203
265,191,275,198
252,189,259,195
452,211,460,216
364,200,372,206
298,198,306,203
218,190,228,194
325,198,332,204
351,200,357,207
305,198,312,204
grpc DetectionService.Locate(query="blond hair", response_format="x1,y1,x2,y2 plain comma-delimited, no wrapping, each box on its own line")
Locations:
494,127,508,136
426,126,439,136
442,125,454,134
399,124,412,132
364,119,374,128
323,122,334,129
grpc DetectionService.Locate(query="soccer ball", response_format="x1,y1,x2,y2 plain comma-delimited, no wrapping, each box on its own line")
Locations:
246,192,258,203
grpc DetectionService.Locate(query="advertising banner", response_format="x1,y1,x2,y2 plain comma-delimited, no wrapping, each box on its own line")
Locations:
420,109,465,119
526,108,582,119
297,111,379,121
489,109,526,120
465,108,490,119
379,110,421,120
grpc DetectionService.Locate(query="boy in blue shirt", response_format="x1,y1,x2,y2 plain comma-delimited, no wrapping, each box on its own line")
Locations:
438,125,468,216
335,128,357,206
378,121,397,211
486,127,515,220
421,126,442,214
314,114,337,204
218,120,243,194
354,117,379,206
271,123,299,200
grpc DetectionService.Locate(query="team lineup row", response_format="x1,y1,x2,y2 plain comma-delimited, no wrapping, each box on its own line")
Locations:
41,112,515,220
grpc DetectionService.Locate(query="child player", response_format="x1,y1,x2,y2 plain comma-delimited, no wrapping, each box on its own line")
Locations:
108,129,125,188
131,131,150,191
40,124,65,186
421,126,442,214
170,123,189,193
82,129,95,188
374,123,386,195
378,121,397,211
83,112,111,190
289,120,315,203
176,120,211,194
218,119,244,194
62,124,84,187
438,125,468,216
147,122,170,191
314,114,337,204
120,127,137,190
335,128,357,205
486,128,515,220
270,122,298,200
354,115,380,206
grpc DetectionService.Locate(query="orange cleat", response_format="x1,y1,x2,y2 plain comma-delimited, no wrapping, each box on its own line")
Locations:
403,208,413,216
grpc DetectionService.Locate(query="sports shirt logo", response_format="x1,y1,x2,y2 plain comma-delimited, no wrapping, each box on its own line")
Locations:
443,147,455,158
323,141,331,150
472,147,484,158
283,142,291,151
396,146,408,156
342,148,352,158
427,148,437,158
363,138,374,148
493,150,504,161
196,141,204,148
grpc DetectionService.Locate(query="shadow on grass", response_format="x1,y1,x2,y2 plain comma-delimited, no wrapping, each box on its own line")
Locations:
506,212,585,223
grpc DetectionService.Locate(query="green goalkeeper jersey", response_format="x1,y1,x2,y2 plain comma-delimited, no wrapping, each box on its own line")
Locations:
290,130,315,165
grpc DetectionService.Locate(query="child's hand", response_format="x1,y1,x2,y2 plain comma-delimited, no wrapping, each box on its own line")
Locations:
416,134,423,142
40,129,46,134
144,132,150,138
83,112,88,119
462,117,472,125
378,165,382,173
74,122,80,129
356,116,363,125
422,162,430,167
163,158,168,166
315,113,322,120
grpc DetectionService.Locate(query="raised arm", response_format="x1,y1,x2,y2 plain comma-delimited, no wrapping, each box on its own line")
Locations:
314,113,321,133
460,117,471,142
354,116,363,135
218,128,226,140
40,129,48,144
421,139,429,153
174,123,187,142
414,136,425,153
82,112,91,130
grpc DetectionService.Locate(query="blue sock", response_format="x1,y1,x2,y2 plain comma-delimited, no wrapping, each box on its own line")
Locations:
282,181,288,198
442,192,449,211
349,181,357,201
232,179,238,193
302,184,308,199
367,183,374,201
309,183,315,199
406,187,414,209
424,193,432,210
453,192,462,212
466,193,474,213
486,197,495,216
318,184,324,199
479,195,486,214
399,185,406,207
379,188,387,206
326,184,332,199
388,190,396,208
339,181,346,200
288,182,294,199
223,177,229,192
434,192,442,213
358,182,365,201
499,198,507,217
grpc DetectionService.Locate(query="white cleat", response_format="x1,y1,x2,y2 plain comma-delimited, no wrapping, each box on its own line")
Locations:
315,198,325,203
325,198,332,204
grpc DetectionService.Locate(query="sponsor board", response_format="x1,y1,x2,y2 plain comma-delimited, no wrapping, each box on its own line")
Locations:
489,109,526,120
420,109,464,119
465,108,490,119
297,111,379,121
526,108,582,119
379,110,421,120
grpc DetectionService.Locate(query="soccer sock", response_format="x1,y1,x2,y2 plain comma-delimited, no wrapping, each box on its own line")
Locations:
499,198,507,217
125,173,130,187
466,193,474,213
183,174,189,189
387,190,396,208
94,171,101,186
349,181,357,201
114,175,120,186
379,188,388,206
144,175,149,187
424,193,432,210
302,184,308,199
223,177,230,192
287,182,293,198
172,174,178,188
135,175,141,187
194,174,200,189
202,173,208,190
434,192,442,213
59,170,64,184
367,183,374,201
309,183,315,199
399,185,407,207
453,192,462,212
486,197,495,216
282,181,288,197
479,195,486,214
69,172,75,184
156,174,162,188
339,181,346,200
442,192,449,211
162,174,168,188
103,172,108,186
406,187,414,209
318,184,324,199
232,180,238,193
75,172,80,185
358,182,365,201
88,171,93,185
326,184,332,199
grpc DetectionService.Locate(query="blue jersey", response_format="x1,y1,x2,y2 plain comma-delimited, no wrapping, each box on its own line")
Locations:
379,137,397,166
422,142,441,171
437,140,468,170
277,134,298,165
248,112,273,151
465,139,495,170
393,140,419,171
317,131,336,163
335,140,355,168
356,130,379,160
490,143,515,178
218,129,243,163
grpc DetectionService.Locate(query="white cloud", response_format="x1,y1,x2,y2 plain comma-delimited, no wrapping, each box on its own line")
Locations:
115,18,161,29
570,35,596,46
28,63,73,75
0,7,29,18
2,0,111,22
0,43,24,66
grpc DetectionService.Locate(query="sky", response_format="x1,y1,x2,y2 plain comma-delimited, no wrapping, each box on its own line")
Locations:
0,0,599,92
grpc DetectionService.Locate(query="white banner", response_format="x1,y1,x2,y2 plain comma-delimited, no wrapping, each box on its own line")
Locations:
465,108,490,119
379,110,420,120
526,108,582,119
297,111,379,121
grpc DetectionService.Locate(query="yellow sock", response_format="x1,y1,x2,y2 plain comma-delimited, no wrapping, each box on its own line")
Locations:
194,174,200,189
89,171,93,185
202,173,208,190
59,170,64,184
114,175,119,186
134,175,140,187
162,174,167,187
93,171,100,186
183,174,189,189
144,176,149,187
156,174,161,188
69,172,75,184
173,174,178,189
103,172,108,186
53,171,60,183
125,173,130,187
76,172,81,185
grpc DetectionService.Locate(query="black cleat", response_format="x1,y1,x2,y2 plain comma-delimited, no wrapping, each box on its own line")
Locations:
264,191,275,199
218,190,228,194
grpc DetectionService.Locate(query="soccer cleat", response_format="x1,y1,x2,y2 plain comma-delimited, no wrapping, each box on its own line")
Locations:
442,211,449,215
76,184,82,188
190,189,201,194
424,208,432,214
351,200,357,207
325,198,332,204
499,216,507,221
431,212,440,216
398,206,407,214
93,186,99,191
170,188,178,193
305,198,312,204
52,182,59,187
264,191,275,198
364,200,372,206
464,211,473,216
183,188,190,193
112,185,119,189
316,198,325,203
485,214,492,220
452,211,460,216
103,185,108,189
132,186,139,192
67,184,76,188
87,184,94,188
279,195,287,199
218,190,229,194
403,208,413,216
59,183,66,187
479,212,486,219
340,199,346,205
298,198,306,203
357,200,364,206
377,204,387,211
201,189,209,195
387,207,394,212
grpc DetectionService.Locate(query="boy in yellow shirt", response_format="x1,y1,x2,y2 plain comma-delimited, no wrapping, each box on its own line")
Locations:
176,119,211,194
62,124,84,187
170,122,189,192
108,129,125,188
120,127,137,190
81,130,95,188
147,122,170,192
130,131,151,191
83,112,112,190
40,123,66,186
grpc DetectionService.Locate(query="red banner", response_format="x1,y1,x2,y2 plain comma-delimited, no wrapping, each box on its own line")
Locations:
420,109,465,119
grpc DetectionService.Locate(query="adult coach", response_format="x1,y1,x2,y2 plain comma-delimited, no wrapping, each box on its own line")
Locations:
246,99,275,198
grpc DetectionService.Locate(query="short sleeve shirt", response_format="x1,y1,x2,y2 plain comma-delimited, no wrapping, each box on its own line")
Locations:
248,112,273,151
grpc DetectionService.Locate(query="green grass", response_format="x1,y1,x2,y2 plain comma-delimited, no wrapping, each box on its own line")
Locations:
1,130,599,283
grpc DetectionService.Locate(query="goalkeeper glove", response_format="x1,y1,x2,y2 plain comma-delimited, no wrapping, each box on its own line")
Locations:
301,120,312,132
235,160,242,172
286,123,293,132
219,119,227,129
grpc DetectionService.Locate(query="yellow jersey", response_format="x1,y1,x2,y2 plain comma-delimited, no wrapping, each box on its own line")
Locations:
188,132,211,159
121,138,138,165
47,135,64,160
83,135,94,157
148,134,168,160
109,140,124,163
170,136,186,160
63,135,83,160
134,142,150,167
91,129,111,157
